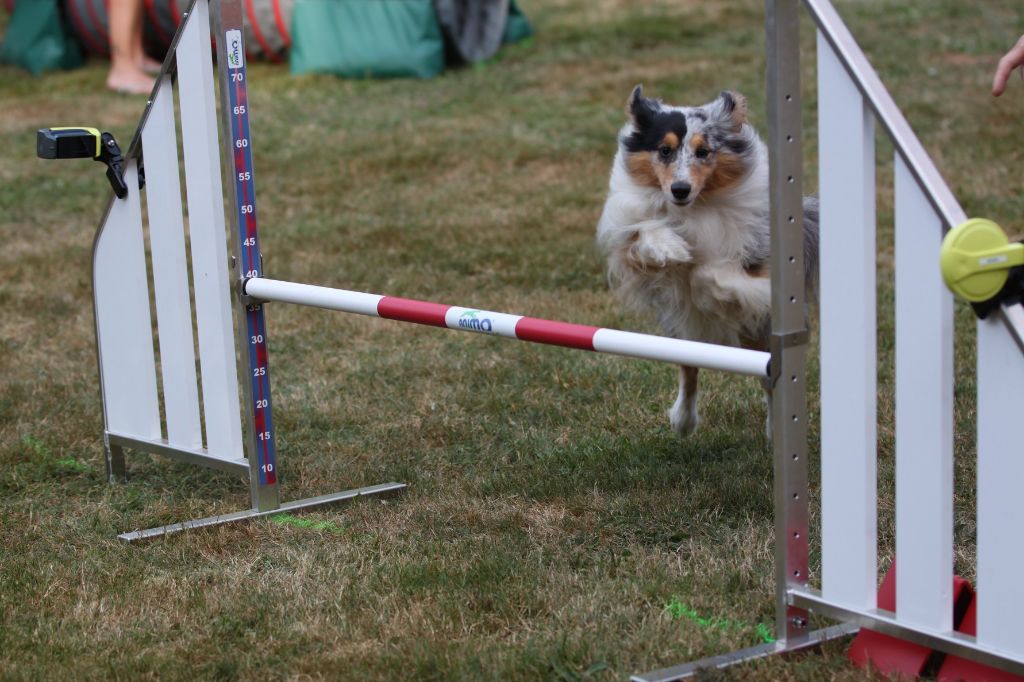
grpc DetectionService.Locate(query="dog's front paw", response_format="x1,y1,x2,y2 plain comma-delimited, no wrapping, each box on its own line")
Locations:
627,230,693,270
668,401,699,438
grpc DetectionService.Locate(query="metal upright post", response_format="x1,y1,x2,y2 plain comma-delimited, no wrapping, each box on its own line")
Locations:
631,2,857,678
765,0,812,650
213,0,281,513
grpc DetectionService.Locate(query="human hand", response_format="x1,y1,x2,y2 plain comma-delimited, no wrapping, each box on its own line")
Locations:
993,34,1024,96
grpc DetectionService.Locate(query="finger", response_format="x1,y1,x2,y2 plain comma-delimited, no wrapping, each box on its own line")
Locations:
994,54,1021,95
993,40,1024,96
993,58,1012,96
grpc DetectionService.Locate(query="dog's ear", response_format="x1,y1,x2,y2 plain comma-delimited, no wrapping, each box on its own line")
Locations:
626,84,655,129
715,90,748,130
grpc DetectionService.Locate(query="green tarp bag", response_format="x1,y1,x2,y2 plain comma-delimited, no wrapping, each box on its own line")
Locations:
290,0,446,79
0,0,83,75
503,0,532,45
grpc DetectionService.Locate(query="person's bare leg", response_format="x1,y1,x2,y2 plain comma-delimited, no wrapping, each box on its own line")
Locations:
131,5,162,74
107,0,155,94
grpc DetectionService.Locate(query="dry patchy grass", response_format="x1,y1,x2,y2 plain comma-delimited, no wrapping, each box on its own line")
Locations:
1,0,1022,679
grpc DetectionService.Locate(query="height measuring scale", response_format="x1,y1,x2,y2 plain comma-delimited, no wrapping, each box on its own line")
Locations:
216,6,278,507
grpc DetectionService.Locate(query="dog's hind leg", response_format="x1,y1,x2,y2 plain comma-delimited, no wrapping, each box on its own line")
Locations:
760,376,773,441
669,366,700,437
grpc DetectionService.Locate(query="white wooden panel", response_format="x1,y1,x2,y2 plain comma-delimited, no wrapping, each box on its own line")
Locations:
976,311,1024,655
142,76,203,449
94,161,161,439
894,155,953,631
176,2,244,460
818,34,878,610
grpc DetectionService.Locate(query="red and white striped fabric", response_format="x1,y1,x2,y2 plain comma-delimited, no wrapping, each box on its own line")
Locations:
244,278,770,377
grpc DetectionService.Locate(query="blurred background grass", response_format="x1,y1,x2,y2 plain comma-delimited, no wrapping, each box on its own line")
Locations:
1,1,1021,679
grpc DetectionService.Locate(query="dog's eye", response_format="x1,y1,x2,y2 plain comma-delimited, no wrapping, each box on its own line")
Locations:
695,146,710,159
658,145,674,159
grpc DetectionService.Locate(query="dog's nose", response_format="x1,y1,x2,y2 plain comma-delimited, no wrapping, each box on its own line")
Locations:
671,182,691,201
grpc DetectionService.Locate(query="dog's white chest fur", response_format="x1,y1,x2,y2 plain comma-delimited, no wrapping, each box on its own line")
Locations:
597,142,773,349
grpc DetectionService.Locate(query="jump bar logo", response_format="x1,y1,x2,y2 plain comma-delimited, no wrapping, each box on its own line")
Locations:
226,30,244,69
458,310,493,333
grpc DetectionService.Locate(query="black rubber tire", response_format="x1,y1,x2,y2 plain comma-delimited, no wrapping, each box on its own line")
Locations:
63,0,110,57
241,0,294,61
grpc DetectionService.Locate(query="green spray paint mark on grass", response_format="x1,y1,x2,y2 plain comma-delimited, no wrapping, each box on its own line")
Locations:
55,458,91,473
665,596,775,644
21,435,92,475
22,434,53,457
270,513,345,533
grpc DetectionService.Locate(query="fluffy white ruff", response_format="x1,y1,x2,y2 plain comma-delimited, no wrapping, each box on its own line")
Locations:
597,130,772,349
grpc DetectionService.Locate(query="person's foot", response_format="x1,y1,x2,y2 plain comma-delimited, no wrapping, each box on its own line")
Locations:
107,67,155,94
140,56,163,75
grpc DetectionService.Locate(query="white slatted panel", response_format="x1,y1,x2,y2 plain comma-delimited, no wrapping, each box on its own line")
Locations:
976,311,1024,655
142,76,203,449
94,161,161,438
176,1,244,460
818,33,878,610
894,155,953,631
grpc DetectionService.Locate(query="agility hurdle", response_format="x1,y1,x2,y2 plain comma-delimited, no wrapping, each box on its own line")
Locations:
79,0,773,545
635,0,1024,679
49,0,1024,677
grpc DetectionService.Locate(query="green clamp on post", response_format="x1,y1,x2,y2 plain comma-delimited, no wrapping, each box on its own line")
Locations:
940,218,1024,318
36,127,131,199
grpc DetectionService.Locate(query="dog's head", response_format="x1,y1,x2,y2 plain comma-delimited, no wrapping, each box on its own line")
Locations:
619,86,756,207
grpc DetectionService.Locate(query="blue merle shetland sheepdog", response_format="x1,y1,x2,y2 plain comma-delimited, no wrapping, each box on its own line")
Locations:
597,86,819,438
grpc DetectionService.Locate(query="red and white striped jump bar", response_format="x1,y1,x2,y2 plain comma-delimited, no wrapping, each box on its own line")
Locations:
244,278,770,377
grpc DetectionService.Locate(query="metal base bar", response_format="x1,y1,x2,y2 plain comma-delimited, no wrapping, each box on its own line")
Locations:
117,481,407,542
790,588,1024,675
108,432,250,476
631,622,858,682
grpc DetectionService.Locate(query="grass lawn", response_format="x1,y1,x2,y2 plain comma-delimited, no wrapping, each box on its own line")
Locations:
1,0,1022,679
